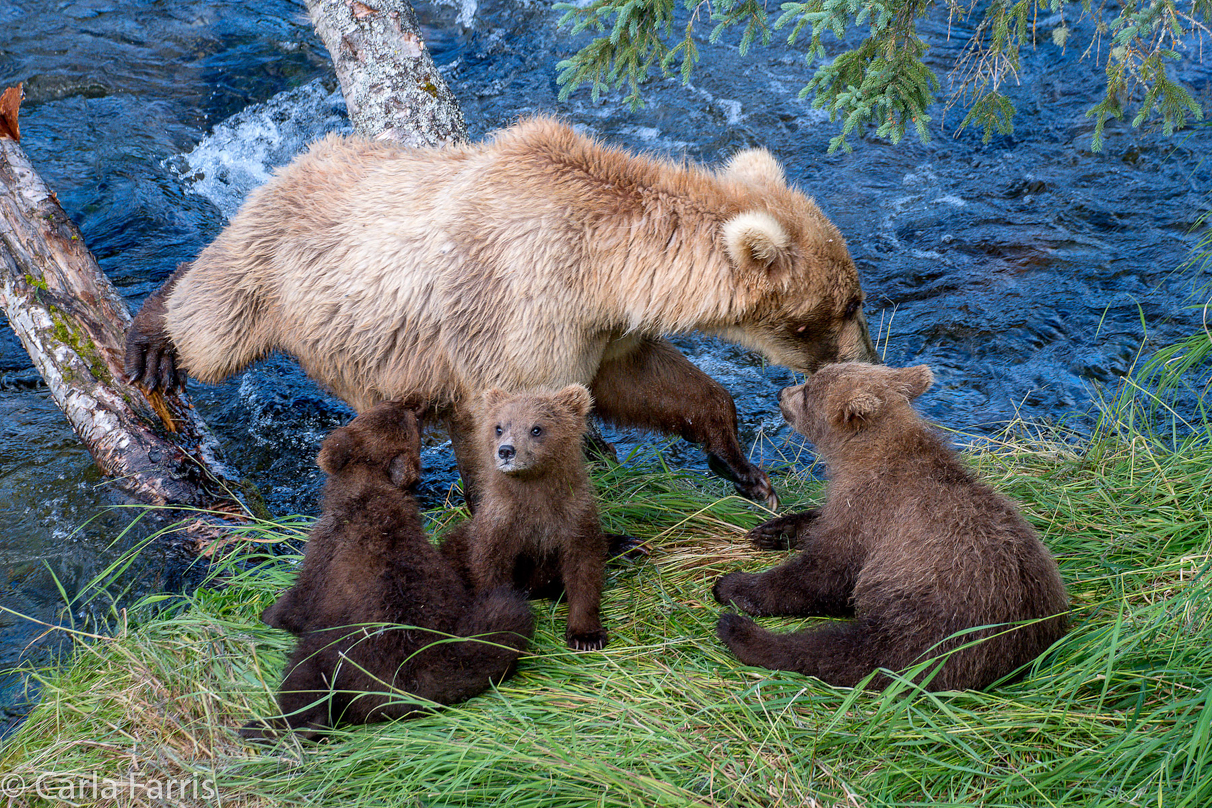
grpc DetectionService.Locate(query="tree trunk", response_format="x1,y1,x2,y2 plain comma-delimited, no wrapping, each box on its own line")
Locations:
0,0,469,549
0,121,251,529
304,0,468,146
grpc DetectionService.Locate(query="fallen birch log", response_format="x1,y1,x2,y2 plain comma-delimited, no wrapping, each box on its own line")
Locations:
0,85,249,522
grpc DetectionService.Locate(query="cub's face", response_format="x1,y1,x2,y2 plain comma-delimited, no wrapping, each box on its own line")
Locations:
777,363,934,450
480,385,593,477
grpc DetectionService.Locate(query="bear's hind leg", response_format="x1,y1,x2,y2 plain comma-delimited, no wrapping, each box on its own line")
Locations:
591,337,777,509
713,546,858,618
257,648,341,740
716,614,885,689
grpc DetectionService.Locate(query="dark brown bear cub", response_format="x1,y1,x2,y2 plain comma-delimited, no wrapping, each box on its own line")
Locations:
713,363,1068,691
243,401,533,742
441,385,610,651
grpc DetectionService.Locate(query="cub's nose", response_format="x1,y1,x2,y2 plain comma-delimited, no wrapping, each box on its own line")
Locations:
498,445,515,461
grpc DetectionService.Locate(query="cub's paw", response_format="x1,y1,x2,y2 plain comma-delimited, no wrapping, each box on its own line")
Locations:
567,628,609,652
715,612,760,649
747,509,820,551
606,533,649,562
712,572,764,615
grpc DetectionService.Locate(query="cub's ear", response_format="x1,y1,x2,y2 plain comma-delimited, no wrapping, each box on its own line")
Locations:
895,365,934,401
482,387,511,412
317,426,359,475
720,148,786,188
553,384,593,419
723,211,793,286
388,451,421,489
836,391,882,429
395,394,431,422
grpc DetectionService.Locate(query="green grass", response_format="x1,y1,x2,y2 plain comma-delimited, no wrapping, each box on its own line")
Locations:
2,384,1211,808
4,250,1212,806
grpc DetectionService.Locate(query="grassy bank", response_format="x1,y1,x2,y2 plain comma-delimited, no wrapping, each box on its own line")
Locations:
2,377,1210,808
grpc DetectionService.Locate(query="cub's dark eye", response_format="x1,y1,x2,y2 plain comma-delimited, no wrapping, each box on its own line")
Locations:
531,426,543,437
495,425,502,436
844,299,861,319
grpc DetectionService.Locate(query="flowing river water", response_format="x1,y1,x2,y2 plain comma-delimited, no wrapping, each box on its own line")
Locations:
1,0,1209,728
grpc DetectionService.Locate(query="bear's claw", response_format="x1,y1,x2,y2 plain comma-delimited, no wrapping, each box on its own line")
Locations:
567,628,609,651
747,509,821,550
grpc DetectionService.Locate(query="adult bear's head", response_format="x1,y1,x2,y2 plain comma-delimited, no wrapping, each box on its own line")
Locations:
711,148,879,375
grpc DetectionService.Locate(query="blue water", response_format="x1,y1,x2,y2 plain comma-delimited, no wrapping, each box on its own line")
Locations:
1,0,1209,729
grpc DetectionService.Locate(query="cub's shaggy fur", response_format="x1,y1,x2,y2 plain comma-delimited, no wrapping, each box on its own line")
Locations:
244,401,533,741
441,385,610,651
713,364,1069,691
125,117,881,508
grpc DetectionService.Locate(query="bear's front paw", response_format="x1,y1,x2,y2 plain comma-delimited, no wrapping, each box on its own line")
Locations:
567,627,609,651
606,532,649,562
747,509,820,551
707,455,780,511
124,297,183,392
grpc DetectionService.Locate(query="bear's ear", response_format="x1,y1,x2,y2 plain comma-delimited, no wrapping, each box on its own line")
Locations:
721,148,786,188
723,211,793,286
396,394,431,422
895,365,934,401
836,391,882,429
388,451,421,489
482,387,511,412
553,384,592,419
317,426,359,474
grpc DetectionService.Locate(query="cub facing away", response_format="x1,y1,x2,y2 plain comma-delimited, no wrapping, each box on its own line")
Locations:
441,385,610,651
713,363,1069,691
244,401,533,742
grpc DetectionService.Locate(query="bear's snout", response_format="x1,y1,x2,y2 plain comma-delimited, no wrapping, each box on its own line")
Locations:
498,445,515,461
777,383,806,424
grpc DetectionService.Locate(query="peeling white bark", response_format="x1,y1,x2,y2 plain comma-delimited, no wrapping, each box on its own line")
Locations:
305,0,468,144
0,138,248,520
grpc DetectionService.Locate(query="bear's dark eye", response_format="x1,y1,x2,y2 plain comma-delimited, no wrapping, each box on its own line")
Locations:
531,425,543,437
844,299,860,319
495,425,502,436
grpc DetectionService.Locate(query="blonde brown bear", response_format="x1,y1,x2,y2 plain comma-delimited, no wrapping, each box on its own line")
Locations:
125,117,878,507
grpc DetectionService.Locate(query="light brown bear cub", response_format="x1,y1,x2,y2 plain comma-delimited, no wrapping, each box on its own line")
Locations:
713,364,1068,691
243,401,533,742
441,385,610,651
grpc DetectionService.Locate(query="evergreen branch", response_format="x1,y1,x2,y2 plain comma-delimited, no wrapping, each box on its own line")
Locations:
554,0,1210,151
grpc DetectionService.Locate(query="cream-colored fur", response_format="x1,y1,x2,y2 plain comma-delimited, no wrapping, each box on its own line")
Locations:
165,117,871,412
